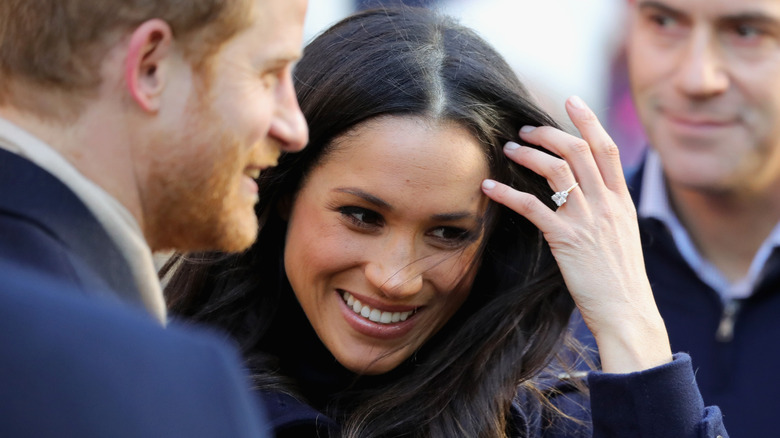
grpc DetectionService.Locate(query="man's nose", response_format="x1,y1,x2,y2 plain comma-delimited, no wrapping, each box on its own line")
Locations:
269,73,308,153
674,28,729,98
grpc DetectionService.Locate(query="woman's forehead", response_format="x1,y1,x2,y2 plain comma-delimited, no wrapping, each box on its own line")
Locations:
305,116,490,214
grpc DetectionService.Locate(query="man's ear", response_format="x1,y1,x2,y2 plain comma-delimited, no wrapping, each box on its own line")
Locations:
124,19,174,112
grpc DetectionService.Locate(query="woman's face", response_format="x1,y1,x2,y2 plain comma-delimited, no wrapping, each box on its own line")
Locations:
284,116,490,374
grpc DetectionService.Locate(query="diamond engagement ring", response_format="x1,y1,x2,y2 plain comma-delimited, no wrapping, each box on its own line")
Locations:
551,182,579,207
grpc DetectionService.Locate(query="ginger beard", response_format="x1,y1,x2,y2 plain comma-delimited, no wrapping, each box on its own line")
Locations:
144,89,262,253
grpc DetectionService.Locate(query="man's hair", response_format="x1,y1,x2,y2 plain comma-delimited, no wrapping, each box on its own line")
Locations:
0,0,253,112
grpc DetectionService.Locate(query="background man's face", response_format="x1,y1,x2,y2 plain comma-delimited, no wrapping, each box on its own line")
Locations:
628,0,780,195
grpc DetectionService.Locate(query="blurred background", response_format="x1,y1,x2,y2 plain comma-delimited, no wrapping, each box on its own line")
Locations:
302,0,647,169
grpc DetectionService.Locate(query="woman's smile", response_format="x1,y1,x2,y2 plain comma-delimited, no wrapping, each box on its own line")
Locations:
340,291,418,324
283,115,489,374
337,290,420,340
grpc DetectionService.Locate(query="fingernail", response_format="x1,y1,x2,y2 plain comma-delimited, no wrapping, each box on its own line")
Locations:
569,95,586,109
482,179,496,190
520,125,536,133
504,141,521,151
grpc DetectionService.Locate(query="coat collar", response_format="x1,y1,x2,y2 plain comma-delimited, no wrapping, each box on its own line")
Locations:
257,390,338,435
0,149,139,307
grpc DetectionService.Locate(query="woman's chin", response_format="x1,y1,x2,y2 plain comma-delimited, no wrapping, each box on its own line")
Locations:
337,352,406,376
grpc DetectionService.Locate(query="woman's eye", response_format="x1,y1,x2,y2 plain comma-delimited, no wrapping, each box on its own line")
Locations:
429,227,472,244
339,206,383,228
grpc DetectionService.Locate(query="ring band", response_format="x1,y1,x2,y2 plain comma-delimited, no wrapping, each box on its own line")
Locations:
551,182,579,207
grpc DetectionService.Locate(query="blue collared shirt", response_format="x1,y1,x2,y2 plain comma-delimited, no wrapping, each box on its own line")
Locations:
637,150,780,301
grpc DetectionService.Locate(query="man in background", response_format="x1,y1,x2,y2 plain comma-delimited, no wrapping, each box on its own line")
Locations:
0,0,308,435
578,0,780,435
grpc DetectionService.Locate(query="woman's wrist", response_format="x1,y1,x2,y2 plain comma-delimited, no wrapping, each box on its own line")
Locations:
593,311,673,374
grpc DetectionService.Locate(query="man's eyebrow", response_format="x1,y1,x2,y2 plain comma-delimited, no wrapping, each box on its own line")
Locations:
718,12,780,27
637,1,684,18
334,188,392,210
638,1,780,27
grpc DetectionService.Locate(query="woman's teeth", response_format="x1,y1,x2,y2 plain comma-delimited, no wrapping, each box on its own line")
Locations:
341,291,414,324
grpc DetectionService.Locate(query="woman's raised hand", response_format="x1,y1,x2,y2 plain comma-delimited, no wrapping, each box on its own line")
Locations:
481,96,672,373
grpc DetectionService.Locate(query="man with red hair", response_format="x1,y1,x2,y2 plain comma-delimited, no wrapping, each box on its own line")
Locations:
0,0,308,435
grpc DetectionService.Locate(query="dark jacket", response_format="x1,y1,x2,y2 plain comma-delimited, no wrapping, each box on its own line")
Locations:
625,161,779,436
253,289,727,438
0,149,270,437
0,148,140,307
258,353,726,437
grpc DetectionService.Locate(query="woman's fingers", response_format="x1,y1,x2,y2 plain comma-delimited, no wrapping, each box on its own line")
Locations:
516,126,602,198
564,96,627,193
502,141,582,210
516,96,628,196
481,179,557,229
486,97,673,372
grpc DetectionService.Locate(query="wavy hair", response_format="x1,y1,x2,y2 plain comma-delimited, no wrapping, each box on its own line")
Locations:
165,7,576,437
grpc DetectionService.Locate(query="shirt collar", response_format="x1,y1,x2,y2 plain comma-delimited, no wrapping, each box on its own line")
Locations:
637,149,780,300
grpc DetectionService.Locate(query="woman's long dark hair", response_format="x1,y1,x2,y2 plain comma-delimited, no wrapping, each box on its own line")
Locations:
165,7,576,437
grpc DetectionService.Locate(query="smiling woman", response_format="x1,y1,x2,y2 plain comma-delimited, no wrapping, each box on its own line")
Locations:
162,6,727,438
283,116,488,375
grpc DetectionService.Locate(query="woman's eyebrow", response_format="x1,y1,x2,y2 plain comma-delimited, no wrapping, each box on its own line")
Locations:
333,187,482,222
333,187,392,210
431,212,479,222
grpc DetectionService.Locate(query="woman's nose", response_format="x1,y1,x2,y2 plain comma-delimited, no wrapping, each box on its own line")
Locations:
364,246,425,299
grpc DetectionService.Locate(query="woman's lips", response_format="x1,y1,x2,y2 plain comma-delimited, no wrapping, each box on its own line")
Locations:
336,290,420,340
341,291,416,324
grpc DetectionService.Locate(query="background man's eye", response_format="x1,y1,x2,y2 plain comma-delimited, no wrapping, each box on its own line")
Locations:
652,14,675,27
735,25,760,38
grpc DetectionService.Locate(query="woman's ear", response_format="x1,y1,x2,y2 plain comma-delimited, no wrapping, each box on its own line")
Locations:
124,19,174,112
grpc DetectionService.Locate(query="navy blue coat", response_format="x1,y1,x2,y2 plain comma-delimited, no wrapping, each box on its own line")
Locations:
0,150,270,437
251,301,727,437
575,159,776,436
0,148,141,307
258,353,726,437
